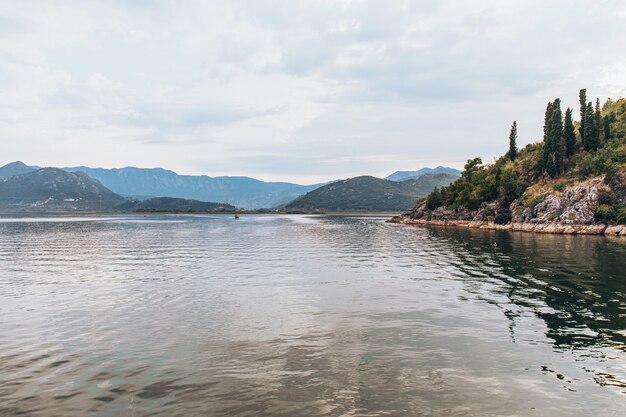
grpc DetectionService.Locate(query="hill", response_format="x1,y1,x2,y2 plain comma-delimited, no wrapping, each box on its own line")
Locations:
285,173,457,212
391,90,626,235
118,197,236,212
0,168,127,211
62,166,323,209
386,166,461,182
0,161,35,178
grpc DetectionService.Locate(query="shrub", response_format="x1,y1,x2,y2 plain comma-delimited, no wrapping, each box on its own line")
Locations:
553,180,567,192
494,212,512,224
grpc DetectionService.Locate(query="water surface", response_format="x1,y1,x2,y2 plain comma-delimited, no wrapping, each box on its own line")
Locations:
0,214,625,416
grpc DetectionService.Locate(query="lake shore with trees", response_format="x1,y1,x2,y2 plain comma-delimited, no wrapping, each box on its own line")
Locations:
389,89,626,236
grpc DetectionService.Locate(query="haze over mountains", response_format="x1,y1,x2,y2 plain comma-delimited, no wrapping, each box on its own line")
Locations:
385,166,461,182
62,166,322,209
0,161,461,212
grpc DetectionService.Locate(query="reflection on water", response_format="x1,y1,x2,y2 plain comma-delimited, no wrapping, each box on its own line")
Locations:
0,214,624,416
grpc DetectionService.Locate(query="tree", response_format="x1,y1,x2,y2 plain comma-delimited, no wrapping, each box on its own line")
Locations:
426,187,442,209
583,102,598,151
563,107,576,156
579,88,587,140
556,135,566,173
542,98,563,175
595,98,602,145
541,101,554,170
603,115,611,141
546,153,557,178
508,121,518,161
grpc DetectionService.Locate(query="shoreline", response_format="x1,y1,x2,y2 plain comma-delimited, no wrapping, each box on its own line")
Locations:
386,216,626,236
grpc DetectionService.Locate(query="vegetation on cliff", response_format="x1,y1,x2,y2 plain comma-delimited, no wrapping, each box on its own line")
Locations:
422,90,626,225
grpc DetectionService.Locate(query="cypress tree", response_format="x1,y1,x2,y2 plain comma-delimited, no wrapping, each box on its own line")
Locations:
579,89,587,140
556,136,566,173
546,153,557,178
541,101,554,170
583,102,597,151
603,115,611,141
594,98,601,145
508,121,518,161
564,108,576,156
547,99,563,174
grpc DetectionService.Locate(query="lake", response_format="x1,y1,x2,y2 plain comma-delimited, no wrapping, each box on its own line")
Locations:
0,214,624,416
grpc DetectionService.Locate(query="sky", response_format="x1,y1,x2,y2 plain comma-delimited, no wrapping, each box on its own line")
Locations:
1,0,625,184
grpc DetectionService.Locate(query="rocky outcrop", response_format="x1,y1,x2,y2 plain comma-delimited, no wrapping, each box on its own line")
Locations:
388,177,624,236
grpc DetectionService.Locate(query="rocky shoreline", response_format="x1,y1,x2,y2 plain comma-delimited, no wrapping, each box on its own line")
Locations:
387,216,626,236
387,176,626,236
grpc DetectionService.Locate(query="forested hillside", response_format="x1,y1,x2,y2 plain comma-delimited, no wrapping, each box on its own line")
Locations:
395,90,626,232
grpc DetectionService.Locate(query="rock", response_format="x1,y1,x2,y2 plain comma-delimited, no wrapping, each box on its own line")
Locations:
533,195,562,221
562,225,577,234
605,225,624,235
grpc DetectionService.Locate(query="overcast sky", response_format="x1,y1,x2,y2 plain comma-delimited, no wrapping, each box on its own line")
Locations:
1,1,625,183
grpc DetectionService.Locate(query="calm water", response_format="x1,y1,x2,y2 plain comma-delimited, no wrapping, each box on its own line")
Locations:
0,214,625,416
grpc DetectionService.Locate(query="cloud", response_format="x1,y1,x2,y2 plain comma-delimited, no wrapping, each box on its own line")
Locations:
0,0,625,183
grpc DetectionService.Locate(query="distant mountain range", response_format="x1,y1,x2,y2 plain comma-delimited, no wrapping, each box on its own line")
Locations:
62,166,322,209
385,166,461,182
0,168,127,211
0,161,461,212
285,173,458,212
0,161,35,178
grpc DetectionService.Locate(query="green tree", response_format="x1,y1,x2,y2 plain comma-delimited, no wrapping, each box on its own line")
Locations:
579,88,587,140
583,102,598,151
603,115,611,141
563,107,576,156
595,98,602,145
498,168,522,205
541,101,554,170
546,153,557,178
508,121,518,161
426,187,442,209
542,98,563,174
556,135,567,173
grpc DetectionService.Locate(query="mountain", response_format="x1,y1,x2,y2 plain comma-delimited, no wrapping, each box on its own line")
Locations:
392,92,626,235
118,197,236,212
63,166,322,209
0,168,127,211
0,161,35,178
386,166,461,182
285,173,458,212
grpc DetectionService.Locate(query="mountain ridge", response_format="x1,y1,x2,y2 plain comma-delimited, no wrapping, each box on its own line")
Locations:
285,173,458,212
386,166,461,182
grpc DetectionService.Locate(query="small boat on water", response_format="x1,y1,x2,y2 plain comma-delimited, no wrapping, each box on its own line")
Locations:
235,214,240,219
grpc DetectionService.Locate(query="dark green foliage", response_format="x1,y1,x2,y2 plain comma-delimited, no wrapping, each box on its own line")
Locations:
508,121,518,161
546,153,557,178
603,115,611,141
117,197,236,212
583,102,598,151
579,88,587,140
426,187,442,209
498,168,523,205
494,212,512,225
595,98,602,144
564,108,576,156
540,101,554,170
541,98,565,176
